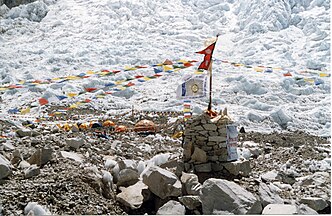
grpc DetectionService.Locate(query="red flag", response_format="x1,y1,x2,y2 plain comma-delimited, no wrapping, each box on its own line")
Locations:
39,98,48,106
196,41,216,70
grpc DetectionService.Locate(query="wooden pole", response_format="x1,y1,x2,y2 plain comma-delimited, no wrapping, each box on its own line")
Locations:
206,34,219,111
208,62,213,111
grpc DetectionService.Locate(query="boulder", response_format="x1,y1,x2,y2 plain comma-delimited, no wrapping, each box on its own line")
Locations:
200,178,262,214
16,129,40,137
180,172,201,195
178,195,201,210
28,148,53,166
300,197,328,211
116,181,148,210
222,159,251,177
65,138,85,149
24,164,40,179
258,182,284,207
262,204,297,215
156,200,186,215
0,154,12,179
142,166,182,199
117,169,139,187
18,160,30,169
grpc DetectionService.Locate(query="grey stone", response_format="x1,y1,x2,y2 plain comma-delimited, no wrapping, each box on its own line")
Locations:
24,164,40,178
65,138,85,149
297,204,318,215
16,129,40,137
18,160,30,169
28,148,53,166
209,136,227,142
142,166,182,199
190,147,207,163
223,160,251,177
211,163,223,172
300,197,328,211
203,124,217,131
179,195,201,210
195,163,211,172
0,154,12,179
117,169,139,187
157,200,185,215
262,204,297,215
200,178,262,214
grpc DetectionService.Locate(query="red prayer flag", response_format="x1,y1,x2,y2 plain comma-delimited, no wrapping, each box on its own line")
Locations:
196,41,216,70
85,87,98,92
39,98,48,106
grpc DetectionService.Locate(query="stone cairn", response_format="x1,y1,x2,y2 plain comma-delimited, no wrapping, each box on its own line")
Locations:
183,108,237,173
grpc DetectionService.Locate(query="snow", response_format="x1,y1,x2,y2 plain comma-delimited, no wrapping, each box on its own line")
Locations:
0,0,330,137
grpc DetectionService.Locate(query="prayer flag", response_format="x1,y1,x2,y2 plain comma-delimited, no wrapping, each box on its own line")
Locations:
196,41,217,70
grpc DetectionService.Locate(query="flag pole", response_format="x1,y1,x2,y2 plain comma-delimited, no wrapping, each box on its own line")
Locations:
207,34,219,111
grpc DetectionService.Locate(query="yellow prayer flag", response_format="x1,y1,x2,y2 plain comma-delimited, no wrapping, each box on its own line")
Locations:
19,80,25,84
143,77,151,81
115,80,125,85
254,67,264,72
21,107,30,115
70,104,78,109
319,73,330,77
0,87,7,91
163,65,173,71
87,70,95,75
67,93,78,98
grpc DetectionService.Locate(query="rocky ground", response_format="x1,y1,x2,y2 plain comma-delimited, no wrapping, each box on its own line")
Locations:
0,112,331,215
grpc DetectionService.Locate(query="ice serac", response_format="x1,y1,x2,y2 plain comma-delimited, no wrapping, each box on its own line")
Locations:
200,178,262,214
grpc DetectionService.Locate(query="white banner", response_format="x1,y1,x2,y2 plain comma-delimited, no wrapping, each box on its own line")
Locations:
176,74,207,99
226,125,238,161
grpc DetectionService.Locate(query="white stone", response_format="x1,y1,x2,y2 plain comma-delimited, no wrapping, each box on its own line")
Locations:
60,151,84,163
142,166,182,199
258,182,284,207
262,204,297,215
156,200,186,215
261,170,279,182
180,172,202,195
200,178,262,214
65,137,85,149
116,181,148,210
18,160,30,169
24,202,51,215
118,159,137,171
